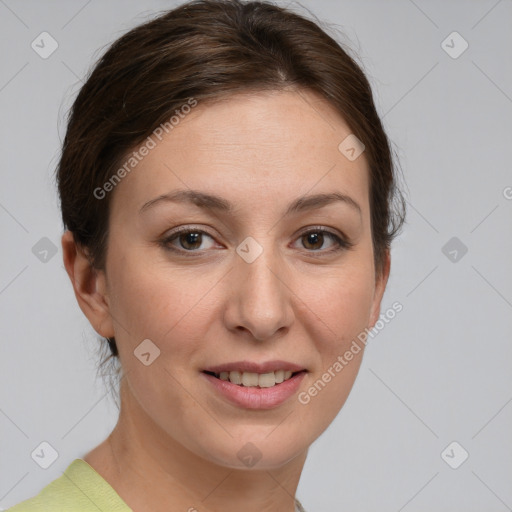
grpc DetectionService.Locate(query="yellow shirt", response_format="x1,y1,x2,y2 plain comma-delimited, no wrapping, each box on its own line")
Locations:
6,459,131,511
6,458,307,511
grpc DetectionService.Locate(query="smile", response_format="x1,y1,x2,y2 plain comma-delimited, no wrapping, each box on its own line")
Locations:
204,369,297,388
201,361,307,409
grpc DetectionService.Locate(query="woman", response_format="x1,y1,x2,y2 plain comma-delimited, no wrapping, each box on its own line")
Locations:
8,0,404,510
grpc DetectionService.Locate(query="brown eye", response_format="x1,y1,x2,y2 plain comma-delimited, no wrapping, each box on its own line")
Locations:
161,228,217,253
297,229,349,252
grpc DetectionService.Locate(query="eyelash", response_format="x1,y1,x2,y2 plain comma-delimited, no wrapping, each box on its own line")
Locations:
159,225,354,257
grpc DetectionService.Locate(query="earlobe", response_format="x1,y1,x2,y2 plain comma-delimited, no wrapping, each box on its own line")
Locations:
369,250,391,328
61,231,115,338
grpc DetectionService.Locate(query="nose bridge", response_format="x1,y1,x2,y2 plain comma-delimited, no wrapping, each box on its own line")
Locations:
239,237,281,294
226,235,293,340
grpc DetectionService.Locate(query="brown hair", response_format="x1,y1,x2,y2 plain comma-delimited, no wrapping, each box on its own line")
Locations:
56,0,405,381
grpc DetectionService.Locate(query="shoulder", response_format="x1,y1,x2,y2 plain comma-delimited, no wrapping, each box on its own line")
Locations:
6,467,82,512
6,459,132,512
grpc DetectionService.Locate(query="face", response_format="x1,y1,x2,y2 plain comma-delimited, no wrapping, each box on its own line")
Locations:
79,89,389,470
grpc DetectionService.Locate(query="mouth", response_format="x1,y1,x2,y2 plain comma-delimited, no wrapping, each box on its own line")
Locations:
202,369,305,388
201,361,308,409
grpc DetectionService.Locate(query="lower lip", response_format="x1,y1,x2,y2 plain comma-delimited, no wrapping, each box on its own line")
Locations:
201,371,306,410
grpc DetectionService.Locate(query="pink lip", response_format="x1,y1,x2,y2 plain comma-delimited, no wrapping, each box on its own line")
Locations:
201,370,307,410
202,360,305,374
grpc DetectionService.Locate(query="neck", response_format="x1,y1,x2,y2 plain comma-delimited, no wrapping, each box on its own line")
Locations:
85,381,307,512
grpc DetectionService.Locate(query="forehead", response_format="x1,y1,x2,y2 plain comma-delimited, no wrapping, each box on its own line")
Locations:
110,89,370,216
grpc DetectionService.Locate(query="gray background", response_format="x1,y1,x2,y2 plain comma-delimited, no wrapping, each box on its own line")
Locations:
1,0,511,511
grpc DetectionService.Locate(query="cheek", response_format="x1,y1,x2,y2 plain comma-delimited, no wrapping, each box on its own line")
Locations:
106,252,215,346
292,263,375,421
105,258,219,453
299,263,376,349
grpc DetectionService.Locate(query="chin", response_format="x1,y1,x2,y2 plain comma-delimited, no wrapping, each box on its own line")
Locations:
198,430,309,471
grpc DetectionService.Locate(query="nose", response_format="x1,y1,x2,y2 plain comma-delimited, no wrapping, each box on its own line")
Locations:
223,244,295,342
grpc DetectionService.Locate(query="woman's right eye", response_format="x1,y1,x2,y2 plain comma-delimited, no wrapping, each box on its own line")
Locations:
160,228,217,254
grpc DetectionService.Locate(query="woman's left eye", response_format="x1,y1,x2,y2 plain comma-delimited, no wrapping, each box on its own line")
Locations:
159,227,352,255
294,228,352,253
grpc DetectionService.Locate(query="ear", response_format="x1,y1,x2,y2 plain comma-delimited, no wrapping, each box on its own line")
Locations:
368,249,391,328
61,230,115,338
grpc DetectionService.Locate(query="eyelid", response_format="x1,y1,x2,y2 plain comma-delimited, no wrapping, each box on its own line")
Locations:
296,225,352,243
160,224,219,245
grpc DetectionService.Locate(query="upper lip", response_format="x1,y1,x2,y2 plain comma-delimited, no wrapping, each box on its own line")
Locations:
202,360,306,374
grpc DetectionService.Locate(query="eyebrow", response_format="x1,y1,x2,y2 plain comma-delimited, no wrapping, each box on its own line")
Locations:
139,189,362,218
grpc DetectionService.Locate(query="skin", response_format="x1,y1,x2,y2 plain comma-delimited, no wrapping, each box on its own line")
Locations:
62,88,390,512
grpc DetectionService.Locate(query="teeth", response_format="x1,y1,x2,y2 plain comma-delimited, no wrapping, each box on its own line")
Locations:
241,372,259,387
215,370,297,387
229,370,242,385
274,370,284,384
258,372,275,388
